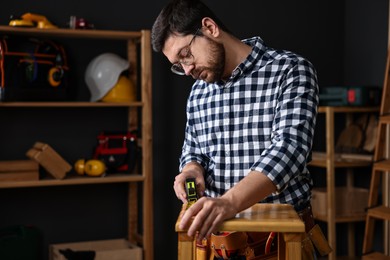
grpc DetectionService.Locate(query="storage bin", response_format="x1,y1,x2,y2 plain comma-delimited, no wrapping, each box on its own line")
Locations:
0,225,41,260
311,187,368,216
49,239,142,260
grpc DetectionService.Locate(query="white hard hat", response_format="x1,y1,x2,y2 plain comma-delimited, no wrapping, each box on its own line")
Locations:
85,53,129,101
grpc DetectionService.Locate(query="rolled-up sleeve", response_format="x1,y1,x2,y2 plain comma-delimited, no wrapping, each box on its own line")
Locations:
251,59,318,191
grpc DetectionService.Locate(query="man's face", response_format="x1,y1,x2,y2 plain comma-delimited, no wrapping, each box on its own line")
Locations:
163,33,225,83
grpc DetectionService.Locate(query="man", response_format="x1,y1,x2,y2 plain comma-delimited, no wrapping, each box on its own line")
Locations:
152,0,328,258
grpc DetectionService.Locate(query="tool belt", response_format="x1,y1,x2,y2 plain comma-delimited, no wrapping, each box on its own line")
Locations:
196,204,332,260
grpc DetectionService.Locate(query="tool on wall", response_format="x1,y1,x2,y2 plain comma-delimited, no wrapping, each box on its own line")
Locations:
0,35,69,101
93,131,139,173
9,13,58,29
68,16,94,29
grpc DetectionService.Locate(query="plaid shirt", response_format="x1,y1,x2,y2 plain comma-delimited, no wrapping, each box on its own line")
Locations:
179,37,319,211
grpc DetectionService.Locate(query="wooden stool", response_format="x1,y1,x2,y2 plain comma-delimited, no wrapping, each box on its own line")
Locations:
175,203,305,260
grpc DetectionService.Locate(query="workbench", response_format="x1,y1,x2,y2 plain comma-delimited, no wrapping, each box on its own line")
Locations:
175,203,305,260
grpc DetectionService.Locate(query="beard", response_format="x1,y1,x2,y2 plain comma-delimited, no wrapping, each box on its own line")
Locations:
192,38,225,83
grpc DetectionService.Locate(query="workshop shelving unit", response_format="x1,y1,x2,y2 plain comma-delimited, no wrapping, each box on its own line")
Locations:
363,48,390,258
309,106,378,260
0,26,153,260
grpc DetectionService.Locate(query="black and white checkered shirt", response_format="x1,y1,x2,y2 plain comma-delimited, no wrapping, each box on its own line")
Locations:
179,37,319,211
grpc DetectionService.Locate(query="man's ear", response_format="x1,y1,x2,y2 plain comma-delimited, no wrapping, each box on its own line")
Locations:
201,17,220,38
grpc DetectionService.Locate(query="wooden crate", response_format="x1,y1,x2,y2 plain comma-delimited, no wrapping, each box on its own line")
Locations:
49,239,142,260
312,187,369,216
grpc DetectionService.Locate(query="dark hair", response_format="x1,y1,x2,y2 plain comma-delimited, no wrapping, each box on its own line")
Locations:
151,0,230,52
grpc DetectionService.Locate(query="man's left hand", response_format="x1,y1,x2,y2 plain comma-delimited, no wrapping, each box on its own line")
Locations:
179,196,238,244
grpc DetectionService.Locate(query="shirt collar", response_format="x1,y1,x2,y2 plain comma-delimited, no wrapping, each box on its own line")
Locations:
202,37,267,87
222,37,266,84
239,36,267,74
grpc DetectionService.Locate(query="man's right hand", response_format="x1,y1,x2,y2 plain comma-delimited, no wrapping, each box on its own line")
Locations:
174,162,205,203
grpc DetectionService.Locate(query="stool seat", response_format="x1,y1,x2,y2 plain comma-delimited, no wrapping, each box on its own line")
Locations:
176,203,305,260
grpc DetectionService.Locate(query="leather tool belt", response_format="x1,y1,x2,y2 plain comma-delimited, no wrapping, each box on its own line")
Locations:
195,203,332,260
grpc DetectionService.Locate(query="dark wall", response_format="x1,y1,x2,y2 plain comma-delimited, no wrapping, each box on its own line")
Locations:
0,1,387,259
344,0,388,86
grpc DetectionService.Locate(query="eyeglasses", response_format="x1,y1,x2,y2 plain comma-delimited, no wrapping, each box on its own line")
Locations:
171,28,200,75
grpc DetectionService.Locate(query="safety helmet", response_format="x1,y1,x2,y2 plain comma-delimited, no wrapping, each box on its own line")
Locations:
101,75,136,102
85,53,129,102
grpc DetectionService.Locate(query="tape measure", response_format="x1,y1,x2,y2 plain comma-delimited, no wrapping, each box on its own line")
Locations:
185,178,198,208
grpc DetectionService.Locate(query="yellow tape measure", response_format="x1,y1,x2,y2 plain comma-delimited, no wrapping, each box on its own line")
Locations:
185,178,198,208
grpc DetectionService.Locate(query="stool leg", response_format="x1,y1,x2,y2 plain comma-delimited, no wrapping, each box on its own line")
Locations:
283,233,302,260
178,232,194,260
363,214,375,254
278,233,286,260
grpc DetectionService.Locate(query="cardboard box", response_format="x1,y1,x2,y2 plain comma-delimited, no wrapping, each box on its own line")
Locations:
0,160,39,182
311,187,368,217
26,142,71,179
49,239,142,260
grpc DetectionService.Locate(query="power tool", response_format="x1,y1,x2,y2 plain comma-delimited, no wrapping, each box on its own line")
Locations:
9,13,58,29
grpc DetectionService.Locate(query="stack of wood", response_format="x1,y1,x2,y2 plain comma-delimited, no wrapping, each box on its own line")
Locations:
0,159,39,182
26,142,72,180
0,142,72,182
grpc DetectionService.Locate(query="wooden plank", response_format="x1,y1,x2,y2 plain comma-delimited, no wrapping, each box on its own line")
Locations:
0,25,142,40
0,102,142,107
325,107,337,260
0,160,38,172
0,173,144,188
0,171,39,182
128,182,138,244
140,29,153,260
176,203,305,233
26,142,72,179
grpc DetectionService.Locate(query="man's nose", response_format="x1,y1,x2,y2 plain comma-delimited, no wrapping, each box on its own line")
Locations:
182,64,194,76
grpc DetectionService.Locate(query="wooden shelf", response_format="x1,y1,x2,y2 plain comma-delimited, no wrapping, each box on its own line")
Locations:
0,25,142,40
373,159,390,171
0,173,144,188
367,205,390,220
314,212,366,223
309,106,378,260
311,151,373,167
362,252,390,259
310,158,373,168
362,46,390,258
318,106,379,113
0,27,153,260
0,101,143,107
